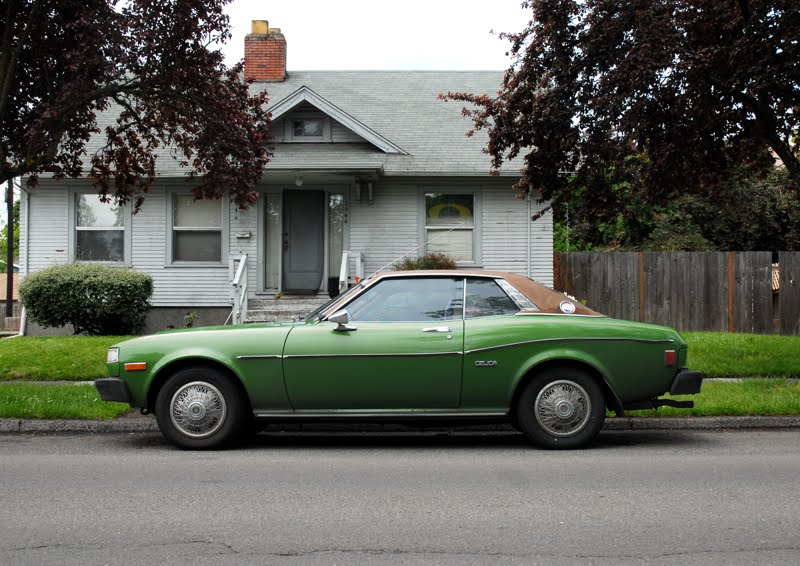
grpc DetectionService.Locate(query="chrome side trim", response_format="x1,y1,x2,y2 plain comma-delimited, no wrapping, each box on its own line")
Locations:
236,355,283,360
253,411,508,419
284,351,463,359
465,336,674,355
515,312,605,317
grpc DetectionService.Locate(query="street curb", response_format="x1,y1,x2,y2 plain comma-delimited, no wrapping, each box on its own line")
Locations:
1,415,800,434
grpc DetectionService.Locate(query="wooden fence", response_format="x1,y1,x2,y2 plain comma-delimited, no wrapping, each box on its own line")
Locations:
554,252,800,335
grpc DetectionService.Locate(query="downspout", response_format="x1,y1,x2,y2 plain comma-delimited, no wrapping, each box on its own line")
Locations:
15,182,30,336
526,192,532,278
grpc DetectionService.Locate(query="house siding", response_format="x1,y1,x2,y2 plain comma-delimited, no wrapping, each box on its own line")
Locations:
22,177,553,312
482,188,553,287
346,178,554,287
21,185,70,273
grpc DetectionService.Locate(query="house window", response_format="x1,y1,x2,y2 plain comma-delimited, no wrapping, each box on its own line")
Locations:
285,113,331,142
425,193,476,262
171,195,224,262
74,194,126,262
294,119,323,137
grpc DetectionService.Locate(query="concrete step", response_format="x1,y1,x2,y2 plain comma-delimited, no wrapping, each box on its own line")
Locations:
245,296,332,324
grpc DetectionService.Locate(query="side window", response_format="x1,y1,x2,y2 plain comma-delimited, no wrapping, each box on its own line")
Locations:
346,278,463,322
465,278,519,318
424,193,476,262
74,193,127,262
170,194,224,263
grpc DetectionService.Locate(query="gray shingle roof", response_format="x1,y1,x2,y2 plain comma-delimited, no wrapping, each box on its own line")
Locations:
86,70,516,178
258,70,511,176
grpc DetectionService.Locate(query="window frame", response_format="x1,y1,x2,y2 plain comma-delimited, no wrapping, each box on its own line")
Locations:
343,276,465,323
166,190,229,266
284,112,332,143
68,188,132,265
419,188,482,266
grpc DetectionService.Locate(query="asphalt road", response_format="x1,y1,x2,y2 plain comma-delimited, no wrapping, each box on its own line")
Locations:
1,428,799,565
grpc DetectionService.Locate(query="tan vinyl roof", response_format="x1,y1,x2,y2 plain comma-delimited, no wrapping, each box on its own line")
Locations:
329,270,602,317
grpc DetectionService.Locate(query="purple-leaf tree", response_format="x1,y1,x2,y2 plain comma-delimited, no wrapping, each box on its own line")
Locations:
443,0,800,228
0,0,271,210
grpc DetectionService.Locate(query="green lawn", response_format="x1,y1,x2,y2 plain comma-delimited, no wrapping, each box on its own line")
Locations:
0,332,798,382
623,379,800,417
0,336,131,381
683,332,800,378
0,383,131,419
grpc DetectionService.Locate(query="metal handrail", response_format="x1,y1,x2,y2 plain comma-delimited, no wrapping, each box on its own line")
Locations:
230,254,248,325
338,250,365,294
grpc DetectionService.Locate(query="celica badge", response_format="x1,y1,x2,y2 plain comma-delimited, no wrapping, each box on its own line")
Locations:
475,360,497,368
559,300,576,314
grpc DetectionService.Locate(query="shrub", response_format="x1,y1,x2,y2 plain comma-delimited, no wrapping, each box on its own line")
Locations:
19,263,153,335
393,252,457,270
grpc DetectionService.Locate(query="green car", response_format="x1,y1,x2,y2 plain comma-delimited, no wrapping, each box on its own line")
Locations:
96,271,703,449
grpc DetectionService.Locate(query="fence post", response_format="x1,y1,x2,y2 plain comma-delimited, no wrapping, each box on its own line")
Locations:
727,251,734,333
638,252,645,322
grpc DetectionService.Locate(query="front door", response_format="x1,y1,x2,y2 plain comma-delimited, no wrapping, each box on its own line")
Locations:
283,190,325,294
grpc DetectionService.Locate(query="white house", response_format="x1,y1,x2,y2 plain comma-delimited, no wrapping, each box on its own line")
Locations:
18,22,552,334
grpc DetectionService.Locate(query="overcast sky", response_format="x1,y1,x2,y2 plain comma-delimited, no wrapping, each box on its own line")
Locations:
221,0,530,70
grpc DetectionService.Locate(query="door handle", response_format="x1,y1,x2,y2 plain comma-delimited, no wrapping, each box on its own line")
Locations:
422,326,451,333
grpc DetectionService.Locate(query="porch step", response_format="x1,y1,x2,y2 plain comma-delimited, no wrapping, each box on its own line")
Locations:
245,295,331,323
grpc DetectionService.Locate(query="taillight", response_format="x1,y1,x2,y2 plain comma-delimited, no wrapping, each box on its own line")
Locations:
665,350,676,367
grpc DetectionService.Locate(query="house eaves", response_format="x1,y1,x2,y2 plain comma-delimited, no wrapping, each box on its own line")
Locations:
268,86,408,155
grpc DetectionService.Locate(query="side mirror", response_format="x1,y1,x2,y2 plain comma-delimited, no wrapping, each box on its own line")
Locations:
328,309,357,332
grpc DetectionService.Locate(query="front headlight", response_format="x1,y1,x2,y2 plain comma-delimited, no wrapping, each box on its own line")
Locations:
107,348,120,364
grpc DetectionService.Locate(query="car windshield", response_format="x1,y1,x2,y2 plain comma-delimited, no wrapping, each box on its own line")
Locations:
303,284,364,322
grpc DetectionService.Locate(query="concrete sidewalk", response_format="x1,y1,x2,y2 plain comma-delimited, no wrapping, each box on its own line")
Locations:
1,413,799,434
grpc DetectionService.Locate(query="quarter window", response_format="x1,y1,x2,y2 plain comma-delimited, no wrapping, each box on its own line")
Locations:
465,278,520,318
346,278,464,322
172,195,223,262
425,193,475,262
75,194,125,262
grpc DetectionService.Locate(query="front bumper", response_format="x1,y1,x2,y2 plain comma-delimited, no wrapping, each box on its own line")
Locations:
669,370,704,395
95,378,131,403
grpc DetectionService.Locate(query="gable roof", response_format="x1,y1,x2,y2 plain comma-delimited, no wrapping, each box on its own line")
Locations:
254,71,517,177
84,70,518,178
269,86,407,155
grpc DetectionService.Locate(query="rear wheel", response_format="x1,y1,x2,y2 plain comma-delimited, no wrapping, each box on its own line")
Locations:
155,366,247,449
516,368,606,449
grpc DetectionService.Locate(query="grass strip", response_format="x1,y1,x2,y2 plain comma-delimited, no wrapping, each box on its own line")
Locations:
0,383,131,420
683,332,800,378
0,336,131,381
623,379,800,417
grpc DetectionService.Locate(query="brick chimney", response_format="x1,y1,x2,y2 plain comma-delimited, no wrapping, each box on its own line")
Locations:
244,20,286,81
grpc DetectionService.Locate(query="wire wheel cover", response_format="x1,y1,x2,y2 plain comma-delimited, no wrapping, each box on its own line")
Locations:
170,381,228,438
534,380,592,437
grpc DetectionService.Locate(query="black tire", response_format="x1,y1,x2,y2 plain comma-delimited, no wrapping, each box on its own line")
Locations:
516,367,606,449
154,366,248,450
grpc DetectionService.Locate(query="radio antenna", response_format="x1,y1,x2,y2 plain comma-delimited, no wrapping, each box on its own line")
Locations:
363,220,469,281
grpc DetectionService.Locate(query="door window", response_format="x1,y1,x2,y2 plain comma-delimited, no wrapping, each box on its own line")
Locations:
345,278,464,322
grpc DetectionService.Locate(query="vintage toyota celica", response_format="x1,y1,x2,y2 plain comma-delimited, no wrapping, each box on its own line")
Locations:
96,270,703,449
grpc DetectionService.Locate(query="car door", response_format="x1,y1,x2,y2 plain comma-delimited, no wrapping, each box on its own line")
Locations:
283,277,465,410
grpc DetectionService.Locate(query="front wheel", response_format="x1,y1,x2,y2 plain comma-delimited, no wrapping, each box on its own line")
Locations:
516,368,606,449
155,366,247,449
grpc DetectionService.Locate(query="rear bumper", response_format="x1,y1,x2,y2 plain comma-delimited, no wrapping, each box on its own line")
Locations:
95,378,131,403
669,370,704,395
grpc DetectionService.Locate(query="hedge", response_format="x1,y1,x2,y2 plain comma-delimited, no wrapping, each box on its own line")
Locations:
19,263,153,335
